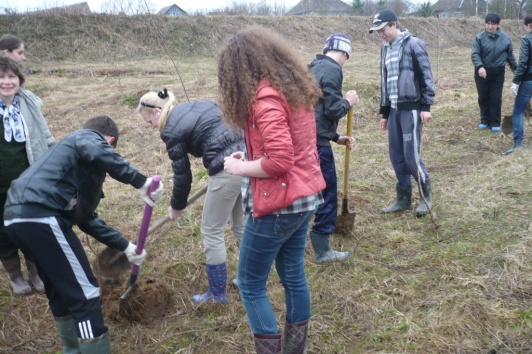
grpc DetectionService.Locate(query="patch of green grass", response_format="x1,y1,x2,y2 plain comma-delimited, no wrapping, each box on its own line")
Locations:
122,95,139,108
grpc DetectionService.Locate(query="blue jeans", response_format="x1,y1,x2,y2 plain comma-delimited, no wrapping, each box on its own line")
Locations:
312,146,337,234
512,80,532,142
238,210,315,334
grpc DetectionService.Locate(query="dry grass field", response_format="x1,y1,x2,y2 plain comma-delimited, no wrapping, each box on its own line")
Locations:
0,13,531,354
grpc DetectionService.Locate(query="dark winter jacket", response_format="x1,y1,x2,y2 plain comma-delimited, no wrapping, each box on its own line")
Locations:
513,32,532,84
160,100,245,210
309,54,350,146
4,129,147,251
379,31,435,118
472,27,517,72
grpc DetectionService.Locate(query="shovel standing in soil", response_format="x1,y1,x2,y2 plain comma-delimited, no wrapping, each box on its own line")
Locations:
120,176,161,300
336,107,356,235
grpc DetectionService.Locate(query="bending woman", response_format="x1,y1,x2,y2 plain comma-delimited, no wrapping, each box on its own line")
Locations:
220,27,325,353
137,89,246,304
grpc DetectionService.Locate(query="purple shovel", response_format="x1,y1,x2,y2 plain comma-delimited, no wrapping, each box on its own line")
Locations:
120,175,161,300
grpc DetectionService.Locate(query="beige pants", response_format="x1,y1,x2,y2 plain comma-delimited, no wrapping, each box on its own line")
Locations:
201,170,246,265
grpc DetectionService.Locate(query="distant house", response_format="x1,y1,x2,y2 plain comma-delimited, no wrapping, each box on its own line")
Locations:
31,2,91,14
287,0,353,16
432,0,487,18
158,4,187,16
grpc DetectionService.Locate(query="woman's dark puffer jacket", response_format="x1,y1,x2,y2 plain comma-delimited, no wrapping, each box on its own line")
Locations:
160,100,245,210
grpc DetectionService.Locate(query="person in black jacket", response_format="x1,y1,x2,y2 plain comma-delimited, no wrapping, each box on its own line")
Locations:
506,14,532,154
137,88,245,304
308,33,358,264
471,12,517,132
3,116,164,354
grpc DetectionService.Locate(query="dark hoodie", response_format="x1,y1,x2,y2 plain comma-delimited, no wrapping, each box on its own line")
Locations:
309,54,351,147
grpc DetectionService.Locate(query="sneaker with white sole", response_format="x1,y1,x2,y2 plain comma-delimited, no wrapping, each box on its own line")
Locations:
478,123,488,129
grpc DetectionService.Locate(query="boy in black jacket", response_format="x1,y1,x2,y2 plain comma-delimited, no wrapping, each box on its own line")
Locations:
308,33,359,264
4,116,163,354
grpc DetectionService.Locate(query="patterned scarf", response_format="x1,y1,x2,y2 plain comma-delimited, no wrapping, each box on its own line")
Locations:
1,95,25,142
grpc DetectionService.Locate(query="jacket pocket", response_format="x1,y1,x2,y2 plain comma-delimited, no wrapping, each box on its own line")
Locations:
253,175,289,216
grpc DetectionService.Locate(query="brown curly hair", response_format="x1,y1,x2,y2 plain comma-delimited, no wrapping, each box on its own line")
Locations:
217,26,321,128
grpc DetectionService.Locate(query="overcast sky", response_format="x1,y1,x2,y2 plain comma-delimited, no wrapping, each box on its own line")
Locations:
0,0,304,13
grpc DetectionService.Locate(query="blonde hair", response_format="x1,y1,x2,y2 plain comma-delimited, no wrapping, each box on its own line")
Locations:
137,88,178,131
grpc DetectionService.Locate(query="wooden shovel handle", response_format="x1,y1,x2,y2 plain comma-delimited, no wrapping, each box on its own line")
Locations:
147,184,208,235
342,107,353,197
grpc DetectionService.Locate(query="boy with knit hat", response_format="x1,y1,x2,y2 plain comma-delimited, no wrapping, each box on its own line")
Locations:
308,33,359,264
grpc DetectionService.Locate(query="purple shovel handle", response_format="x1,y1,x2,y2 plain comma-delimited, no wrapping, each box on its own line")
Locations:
130,175,160,276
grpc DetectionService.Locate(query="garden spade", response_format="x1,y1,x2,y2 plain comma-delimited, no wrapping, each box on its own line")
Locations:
336,107,356,236
119,176,160,300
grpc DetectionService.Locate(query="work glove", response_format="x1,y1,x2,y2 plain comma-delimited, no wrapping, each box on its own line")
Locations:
139,177,164,207
123,242,147,266
511,83,518,95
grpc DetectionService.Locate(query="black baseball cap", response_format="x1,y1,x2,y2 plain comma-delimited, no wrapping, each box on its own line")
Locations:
369,9,398,33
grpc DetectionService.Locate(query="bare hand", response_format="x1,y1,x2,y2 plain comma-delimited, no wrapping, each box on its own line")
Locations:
345,90,359,106
380,118,388,130
336,135,356,149
168,206,183,220
229,151,245,160
478,67,487,79
420,111,431,124
224,154,244,176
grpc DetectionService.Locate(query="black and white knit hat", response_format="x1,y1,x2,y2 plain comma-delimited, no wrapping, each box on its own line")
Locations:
323,33,351,59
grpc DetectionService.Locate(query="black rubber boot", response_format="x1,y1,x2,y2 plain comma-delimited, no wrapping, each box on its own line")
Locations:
79,332,111,354
55,315,80,354
415,179,432,217
381,184,412,213
505,139,522,155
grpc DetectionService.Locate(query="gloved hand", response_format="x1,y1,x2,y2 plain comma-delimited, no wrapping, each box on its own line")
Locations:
123,242,147,266
511,83,518,95
139,177,164,207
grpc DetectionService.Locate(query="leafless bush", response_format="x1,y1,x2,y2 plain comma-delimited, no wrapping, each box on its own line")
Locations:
100,0,155,15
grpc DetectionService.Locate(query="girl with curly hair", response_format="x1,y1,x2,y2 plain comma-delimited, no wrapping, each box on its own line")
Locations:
220,26,325,354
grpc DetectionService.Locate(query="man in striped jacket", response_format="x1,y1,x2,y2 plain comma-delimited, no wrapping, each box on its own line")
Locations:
369,9,435,217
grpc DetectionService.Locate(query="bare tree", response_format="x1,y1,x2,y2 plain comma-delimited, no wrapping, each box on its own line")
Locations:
388,0,414,15
101,0,155,14
256,0,273,15
364,0,379,16
272,1,287,15
514,0,527,18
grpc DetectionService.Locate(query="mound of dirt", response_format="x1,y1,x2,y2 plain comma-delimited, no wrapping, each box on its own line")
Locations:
101,278,174,325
